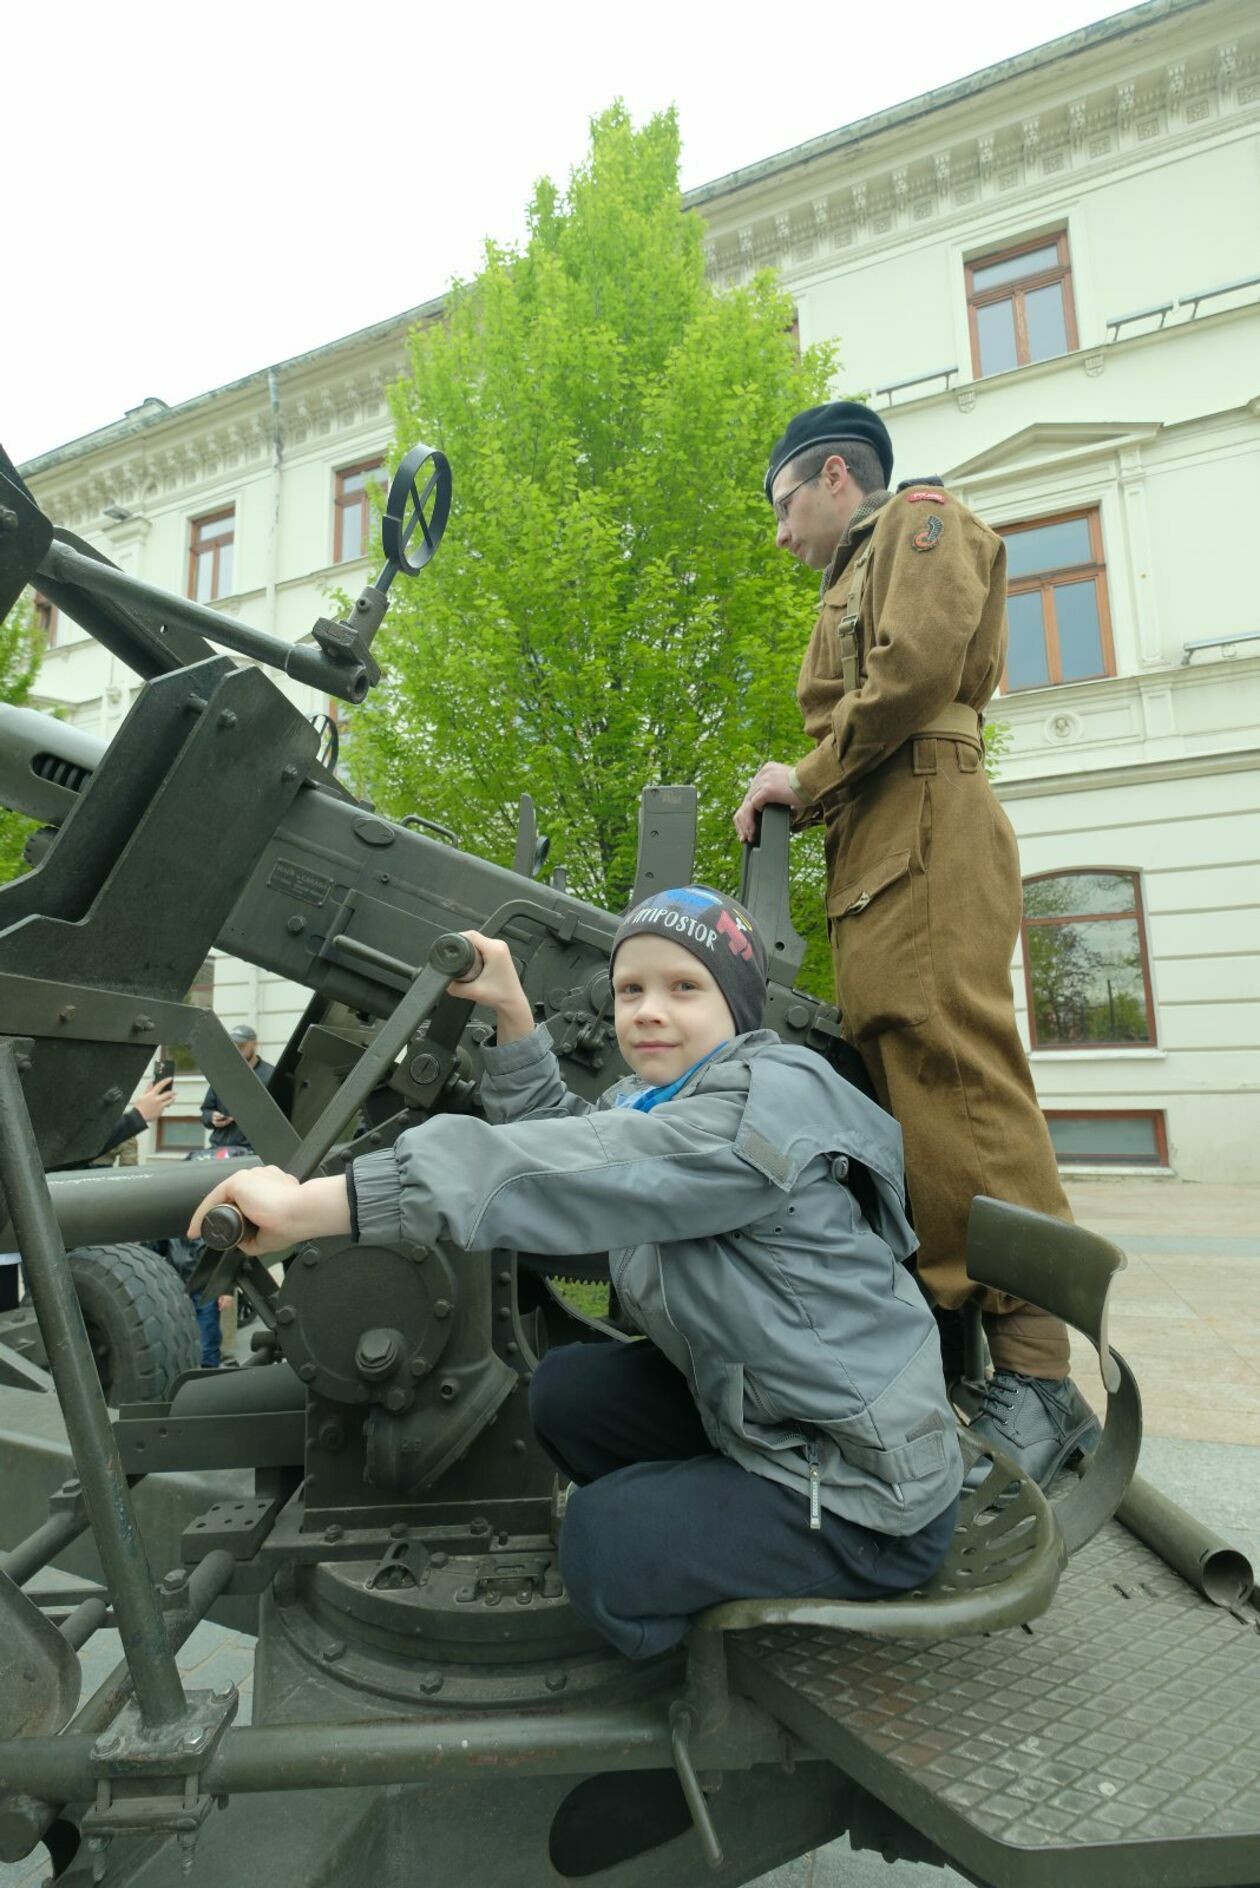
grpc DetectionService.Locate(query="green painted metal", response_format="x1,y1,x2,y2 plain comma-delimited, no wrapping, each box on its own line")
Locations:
0,1044,185,1729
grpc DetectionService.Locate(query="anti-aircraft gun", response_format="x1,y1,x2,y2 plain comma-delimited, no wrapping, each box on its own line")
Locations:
1,441,1259,1888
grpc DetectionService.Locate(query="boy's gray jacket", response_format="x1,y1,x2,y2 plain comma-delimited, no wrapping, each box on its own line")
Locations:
353,1027,963,1536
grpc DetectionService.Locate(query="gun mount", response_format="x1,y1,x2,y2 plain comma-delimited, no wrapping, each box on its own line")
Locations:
1,441,1258,1888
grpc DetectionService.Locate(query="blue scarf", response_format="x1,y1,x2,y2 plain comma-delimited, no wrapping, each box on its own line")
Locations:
612,1043,728,1114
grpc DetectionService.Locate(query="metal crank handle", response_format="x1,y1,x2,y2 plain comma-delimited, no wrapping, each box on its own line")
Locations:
430,933,484,985
200,1204,257,1252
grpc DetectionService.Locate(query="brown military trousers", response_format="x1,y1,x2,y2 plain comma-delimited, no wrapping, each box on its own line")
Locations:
825,731,1072,1379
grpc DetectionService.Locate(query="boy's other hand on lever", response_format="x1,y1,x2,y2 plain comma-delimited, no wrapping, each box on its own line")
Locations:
446,931,534,1044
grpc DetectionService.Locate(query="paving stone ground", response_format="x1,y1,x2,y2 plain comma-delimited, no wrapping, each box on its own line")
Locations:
4,1177,1257,1887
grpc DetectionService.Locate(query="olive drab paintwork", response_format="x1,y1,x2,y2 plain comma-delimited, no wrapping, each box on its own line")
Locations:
793,487,1074,1377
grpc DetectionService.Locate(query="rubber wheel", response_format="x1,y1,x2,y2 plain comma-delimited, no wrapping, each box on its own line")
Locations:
66,1244,200,1405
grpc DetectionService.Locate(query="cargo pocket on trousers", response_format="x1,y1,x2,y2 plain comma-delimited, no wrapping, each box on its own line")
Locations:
827,848,930,1040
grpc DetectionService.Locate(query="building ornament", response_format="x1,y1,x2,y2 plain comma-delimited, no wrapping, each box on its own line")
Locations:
1045,712,1082,744
700,35,1260,287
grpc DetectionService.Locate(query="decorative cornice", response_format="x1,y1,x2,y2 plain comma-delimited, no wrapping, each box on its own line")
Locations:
37,366,402,530
700,35,1260,288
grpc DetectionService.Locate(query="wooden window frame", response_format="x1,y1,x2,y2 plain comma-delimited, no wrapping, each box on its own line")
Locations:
1000,506,1115,692
187,508,235,602
155,1114,207,1154
1043,1109,1169,1168
966,230,1078,378
33,592,59,647
1022,868,1158,1051
333,458,384,565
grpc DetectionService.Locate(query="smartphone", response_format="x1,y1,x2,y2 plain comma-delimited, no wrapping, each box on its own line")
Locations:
154,1057,176,1084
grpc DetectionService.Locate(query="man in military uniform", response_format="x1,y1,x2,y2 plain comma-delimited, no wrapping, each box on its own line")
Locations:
734,401,1099,1487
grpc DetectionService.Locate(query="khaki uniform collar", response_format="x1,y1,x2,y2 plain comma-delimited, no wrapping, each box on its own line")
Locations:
822,488,893,592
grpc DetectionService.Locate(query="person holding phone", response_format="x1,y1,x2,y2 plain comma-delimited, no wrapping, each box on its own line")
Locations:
200,1025,274,1151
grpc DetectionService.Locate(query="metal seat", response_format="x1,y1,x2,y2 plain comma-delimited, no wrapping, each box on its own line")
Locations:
698,1427,1064,1639
697,1196,1141,1640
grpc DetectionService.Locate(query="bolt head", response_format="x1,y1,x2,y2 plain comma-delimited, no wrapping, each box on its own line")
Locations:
298,1362,317,1382
419,1673,443,1695
545,1671,568,1693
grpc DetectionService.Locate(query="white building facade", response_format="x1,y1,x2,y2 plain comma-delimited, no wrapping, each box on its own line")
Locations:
16,0,1260,1177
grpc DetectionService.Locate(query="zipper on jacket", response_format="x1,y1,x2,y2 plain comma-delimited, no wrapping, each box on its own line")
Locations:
806,1443,822,1532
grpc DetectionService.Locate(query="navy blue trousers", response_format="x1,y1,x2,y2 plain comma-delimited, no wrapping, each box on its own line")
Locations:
193,1293,221,1369
529,1339,958,1660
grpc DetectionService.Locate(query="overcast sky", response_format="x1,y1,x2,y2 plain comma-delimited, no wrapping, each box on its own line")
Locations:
7,0,1139,465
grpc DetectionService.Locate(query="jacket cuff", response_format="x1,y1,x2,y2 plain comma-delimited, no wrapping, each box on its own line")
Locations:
794,742,845,804
348,1149,406,1248
480,1021,555,1074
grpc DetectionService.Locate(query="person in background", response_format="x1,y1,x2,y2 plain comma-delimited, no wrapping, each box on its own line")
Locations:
200,1025,274,1152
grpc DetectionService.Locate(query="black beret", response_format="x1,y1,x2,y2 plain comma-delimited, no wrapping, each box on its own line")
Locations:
764,400,894,499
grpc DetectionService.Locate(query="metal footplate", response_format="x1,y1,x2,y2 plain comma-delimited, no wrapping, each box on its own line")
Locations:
727,1516,1260,1888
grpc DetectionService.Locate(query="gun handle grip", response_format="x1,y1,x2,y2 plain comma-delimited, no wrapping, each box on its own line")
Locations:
201,1204,256,1252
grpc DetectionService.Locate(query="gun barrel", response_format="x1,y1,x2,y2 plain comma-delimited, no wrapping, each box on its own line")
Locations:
0,1158,260,1255
0,705,106,826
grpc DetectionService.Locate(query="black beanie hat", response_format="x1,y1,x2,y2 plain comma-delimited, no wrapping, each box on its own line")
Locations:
764,399,894,499
611,886,768,1038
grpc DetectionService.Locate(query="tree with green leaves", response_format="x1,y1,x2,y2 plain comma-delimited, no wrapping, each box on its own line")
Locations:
0,591,42,883
350,104,839,990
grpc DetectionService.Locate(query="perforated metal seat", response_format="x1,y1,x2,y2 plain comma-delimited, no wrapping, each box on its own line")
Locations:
697,1196,1142,1640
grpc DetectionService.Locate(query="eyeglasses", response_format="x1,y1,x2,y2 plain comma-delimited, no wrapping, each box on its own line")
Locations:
770,458,846,524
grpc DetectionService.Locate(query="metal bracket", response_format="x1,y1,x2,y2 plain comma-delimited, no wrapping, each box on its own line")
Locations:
82,1687,237,1877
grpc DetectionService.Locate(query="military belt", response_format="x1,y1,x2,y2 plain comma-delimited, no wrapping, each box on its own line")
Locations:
911,702,983,743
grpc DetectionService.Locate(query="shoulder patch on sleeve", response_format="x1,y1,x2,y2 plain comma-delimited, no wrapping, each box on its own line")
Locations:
911,513,944,552
732,1059,810,1189
736,1126,794,1188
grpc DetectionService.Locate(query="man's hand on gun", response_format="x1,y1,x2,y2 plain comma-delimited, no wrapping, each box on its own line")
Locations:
733,761,803,844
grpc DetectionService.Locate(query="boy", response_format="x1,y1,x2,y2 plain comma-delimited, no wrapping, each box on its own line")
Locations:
191,886,962,1659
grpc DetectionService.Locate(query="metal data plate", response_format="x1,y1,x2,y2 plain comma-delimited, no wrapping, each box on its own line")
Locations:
728,1517,1260,1888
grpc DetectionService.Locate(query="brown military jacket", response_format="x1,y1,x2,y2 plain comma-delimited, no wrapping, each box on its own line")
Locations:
793,487,1007,808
